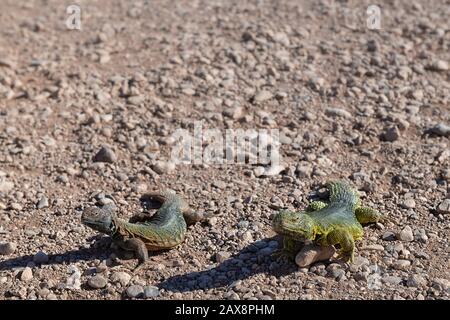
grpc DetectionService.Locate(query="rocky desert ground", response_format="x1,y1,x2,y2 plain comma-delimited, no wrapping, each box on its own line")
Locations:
0,0,449,300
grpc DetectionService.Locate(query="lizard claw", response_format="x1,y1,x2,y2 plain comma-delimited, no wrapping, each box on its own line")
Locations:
132,262,146,273
337,250,354,263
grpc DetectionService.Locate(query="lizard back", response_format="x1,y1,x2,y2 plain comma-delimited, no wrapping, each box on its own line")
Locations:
114,191,188,250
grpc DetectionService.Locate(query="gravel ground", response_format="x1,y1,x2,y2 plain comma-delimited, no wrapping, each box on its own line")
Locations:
0,0,449,300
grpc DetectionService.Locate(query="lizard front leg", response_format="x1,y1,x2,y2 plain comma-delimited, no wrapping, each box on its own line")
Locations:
321,229,355,263
117,238,149,272
355,206,385,224
272,236,301,262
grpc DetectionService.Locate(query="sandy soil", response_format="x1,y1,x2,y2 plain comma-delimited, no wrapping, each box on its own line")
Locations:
0,0,449,300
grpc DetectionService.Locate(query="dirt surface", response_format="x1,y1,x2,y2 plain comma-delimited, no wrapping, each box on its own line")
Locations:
0,0,449,300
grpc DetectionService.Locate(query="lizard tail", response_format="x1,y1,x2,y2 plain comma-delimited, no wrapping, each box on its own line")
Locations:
141,190,183,205
326,181,359,206
141,190,188,212
140,190,205,224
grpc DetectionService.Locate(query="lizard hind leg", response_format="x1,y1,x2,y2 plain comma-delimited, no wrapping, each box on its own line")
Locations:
140,190,197,222
322,229,355,263
172,195,204,225
143,190,202,225
135,190,187,223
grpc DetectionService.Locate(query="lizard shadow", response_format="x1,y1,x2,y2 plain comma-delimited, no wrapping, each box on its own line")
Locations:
0,236,114,271
157,236,298,294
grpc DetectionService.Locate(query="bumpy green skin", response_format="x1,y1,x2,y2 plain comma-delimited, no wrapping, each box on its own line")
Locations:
272,181,384,263
81,191,198,271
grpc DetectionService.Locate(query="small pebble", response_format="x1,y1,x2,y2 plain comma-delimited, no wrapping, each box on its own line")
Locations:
406,275,427,288
362,244,384,251
392,259,411,270
151,161,176,174
436,199,450,214
432,278,449,292
401,199,415,209
212,181,227,189
37,196,49,209
38,288,50,298
381,126,400,142
252,90,273,103
93,146,117,163
382,275,403,285
88,275,107,289
110,272,131,286
66,267,82,290
126,285,144,298
329,268,346,281
263,164,285,177
382,231,396,241
0,180,14,193
325,107,351,119
0,242,17,255
47,293,58,300
427,123,450,137
295,244,336,267
20,267,33,282
253,167,265,177
215,251,231,263
398,226,414,242
241,231,253,242
143,286,160,298
427,60,449,72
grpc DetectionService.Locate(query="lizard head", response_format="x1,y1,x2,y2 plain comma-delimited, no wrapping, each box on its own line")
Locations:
81,206,115,235
272,210,316,240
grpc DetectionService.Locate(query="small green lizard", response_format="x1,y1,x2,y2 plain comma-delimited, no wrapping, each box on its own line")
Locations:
81,190,202,271
272,181,385,263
